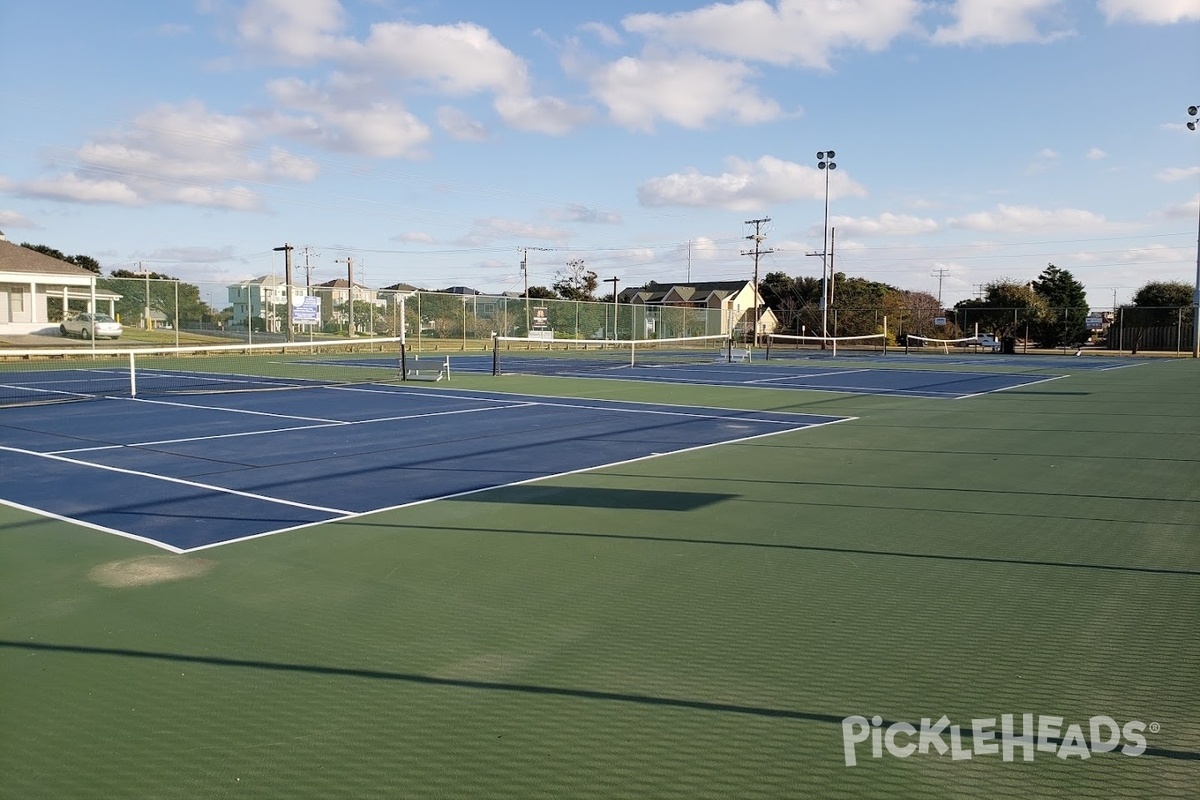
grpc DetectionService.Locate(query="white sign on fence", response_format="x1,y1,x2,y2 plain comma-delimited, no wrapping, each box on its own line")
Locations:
292,296,320,324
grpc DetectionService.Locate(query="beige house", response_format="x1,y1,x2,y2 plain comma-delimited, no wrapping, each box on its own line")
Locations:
620,279,779,338
0,235,121,335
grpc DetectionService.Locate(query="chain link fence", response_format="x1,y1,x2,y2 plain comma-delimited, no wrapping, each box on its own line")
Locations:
47,279,1197,355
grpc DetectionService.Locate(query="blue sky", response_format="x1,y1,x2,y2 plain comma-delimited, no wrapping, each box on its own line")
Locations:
1,0,1197,309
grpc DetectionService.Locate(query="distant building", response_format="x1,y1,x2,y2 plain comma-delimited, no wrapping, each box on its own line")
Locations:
619,279,777,337
226,275,307,332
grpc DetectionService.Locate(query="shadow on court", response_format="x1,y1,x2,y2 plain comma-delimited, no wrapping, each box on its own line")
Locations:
457,485,735,511
2,640,1195,761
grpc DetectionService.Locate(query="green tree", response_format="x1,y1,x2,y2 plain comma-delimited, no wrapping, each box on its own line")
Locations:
1031,263,1089,347
1132,280,1192,309
552,260,598,301
1127,279,1195,334
956,280,1049,337
20,242,102,274
101,270,219,328
830,274,895,336
524,286,557,299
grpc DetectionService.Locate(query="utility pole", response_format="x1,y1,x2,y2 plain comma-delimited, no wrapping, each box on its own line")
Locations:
931,266,950,306
742,217,772,346
335,256,354,336
273,243,294,342
605,276,619,339
520,246,552,334
137,261,150,331
686,240,692,284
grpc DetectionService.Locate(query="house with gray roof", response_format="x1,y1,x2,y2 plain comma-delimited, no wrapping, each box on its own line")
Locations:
0,234,121,335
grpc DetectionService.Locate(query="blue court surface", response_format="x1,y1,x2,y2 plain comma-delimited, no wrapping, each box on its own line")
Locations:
0,386,848,553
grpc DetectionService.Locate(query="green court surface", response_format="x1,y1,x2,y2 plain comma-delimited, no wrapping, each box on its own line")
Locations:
2,359,1198,799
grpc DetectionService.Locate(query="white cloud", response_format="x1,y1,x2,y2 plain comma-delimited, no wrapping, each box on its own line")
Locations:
1026,147,1061,173
236,0,348,63
353,20,529,96
267,77,431,158
579,21,622,46
14,101,317,210
437,107,489,142
1098,0,1200,25
1162,193,1200,221
622,0,922,70
932,0,1073,46
493,94,594,136
457,217,575,246
1157,165,1200,182
1086,147,1108,160
638,155,867,211
547,204,623,224
948,204,1111,233
22,174,144,206
392,231,437,244
143,245,238,263
593,52,783,131
828,212,940,237
0,209,39,229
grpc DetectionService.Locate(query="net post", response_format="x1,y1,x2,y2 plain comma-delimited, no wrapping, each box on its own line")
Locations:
492,334,499,376
831,337,838,358
400,341,408,381
129,351,137,397
726,338,733,363
443,356,451,382
904,334,910,355
764,335,771,361
630,340,636,368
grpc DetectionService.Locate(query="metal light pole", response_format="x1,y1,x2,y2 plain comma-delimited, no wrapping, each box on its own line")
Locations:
1188,105,1199,358
817,150,837,339
273,243,294,342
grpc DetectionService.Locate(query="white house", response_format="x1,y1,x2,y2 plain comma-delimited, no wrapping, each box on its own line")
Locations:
619,279,779,337
227,275,308,331
0,235,121,335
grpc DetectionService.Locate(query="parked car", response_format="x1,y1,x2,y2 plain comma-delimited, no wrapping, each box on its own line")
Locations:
955,333,1002,352
60,312,122,340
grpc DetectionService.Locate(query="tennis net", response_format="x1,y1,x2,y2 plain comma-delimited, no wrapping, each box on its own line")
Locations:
903,334,988,353
764,333,887,359
0,337,405,408
492,334,732,376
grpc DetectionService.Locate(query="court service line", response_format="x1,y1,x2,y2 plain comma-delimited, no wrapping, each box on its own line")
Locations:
745,368,870,384
48,402,539,454
123,395,352,424
180,416,859,553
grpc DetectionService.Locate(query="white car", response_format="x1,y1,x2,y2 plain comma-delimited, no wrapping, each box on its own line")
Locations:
955,333,1002,352
974,334,1001,352
60,312,123,340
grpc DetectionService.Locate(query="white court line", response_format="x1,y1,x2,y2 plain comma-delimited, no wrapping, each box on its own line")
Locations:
0,497,187,554
122,395,351,424
0,444,353,514
49,402,538,454
180,415,858,554
745,368,870,384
